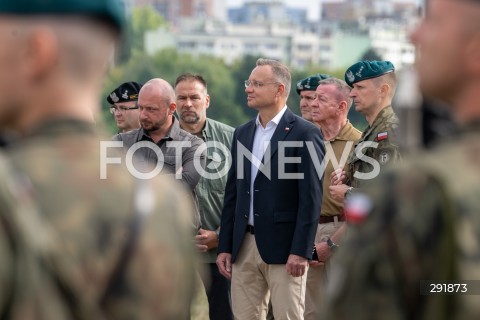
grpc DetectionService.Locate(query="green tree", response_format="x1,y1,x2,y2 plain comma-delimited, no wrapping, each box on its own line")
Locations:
102,49,250,133
361,48,383,61
118,6,167,63
231,55,262,119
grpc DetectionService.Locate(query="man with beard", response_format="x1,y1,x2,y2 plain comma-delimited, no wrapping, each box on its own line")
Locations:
113,78,206,192
175,73,234,320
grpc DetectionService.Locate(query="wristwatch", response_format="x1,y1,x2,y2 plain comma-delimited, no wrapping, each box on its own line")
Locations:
215,229,220,240
326,237,339,252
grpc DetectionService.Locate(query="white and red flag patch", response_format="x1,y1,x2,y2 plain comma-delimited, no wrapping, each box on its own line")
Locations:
377,132,388,141
345,193,373,224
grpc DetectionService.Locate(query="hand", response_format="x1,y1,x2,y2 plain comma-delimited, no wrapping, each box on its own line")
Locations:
315,242,331,263
216,253,232,279
309,242,332,267
329,184,350,202
286,254,308,277
330,169,346,186
194,228,218,253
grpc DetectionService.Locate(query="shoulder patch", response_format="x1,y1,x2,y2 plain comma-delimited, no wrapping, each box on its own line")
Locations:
379,149,392,165
345,193,373,224
377,132,388,141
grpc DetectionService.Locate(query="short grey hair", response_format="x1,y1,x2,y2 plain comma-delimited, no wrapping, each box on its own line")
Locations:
318,78,353,111
256,58,291,98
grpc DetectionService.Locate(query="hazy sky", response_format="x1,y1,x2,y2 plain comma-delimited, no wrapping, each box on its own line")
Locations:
226,0,323,20
225,0,419,21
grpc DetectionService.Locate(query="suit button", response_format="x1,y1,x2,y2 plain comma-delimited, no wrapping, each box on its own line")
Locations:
247,191,250,194
244,215,248,219
254,213,259,216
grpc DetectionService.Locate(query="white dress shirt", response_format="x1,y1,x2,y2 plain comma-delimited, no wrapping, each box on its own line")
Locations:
249,106,288,226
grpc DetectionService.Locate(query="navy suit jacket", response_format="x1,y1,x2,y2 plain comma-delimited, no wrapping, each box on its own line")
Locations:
218,108,325,264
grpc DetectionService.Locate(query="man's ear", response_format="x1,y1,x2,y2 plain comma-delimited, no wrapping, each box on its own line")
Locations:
338,100,347,112
277,83,286,98
169,102,177,115
380,83,390,99
205,94,210,109
23,27,58,83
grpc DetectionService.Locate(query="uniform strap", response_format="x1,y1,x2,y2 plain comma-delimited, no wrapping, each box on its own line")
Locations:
100,178,155,305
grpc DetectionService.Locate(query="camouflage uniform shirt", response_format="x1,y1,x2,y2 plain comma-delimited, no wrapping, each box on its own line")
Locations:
1,118,198,320
322,124,480,320
345,105,401,188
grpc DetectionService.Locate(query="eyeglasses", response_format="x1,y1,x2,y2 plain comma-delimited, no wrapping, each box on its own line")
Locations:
109,105,139,114
244,80,280,88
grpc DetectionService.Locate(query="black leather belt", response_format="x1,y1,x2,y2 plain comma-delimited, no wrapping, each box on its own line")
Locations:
246,225,255,234
319,214,345,224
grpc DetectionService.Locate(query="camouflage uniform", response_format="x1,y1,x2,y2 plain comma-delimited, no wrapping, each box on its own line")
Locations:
345,105,401,188
1,119,198,320
322,124,480,320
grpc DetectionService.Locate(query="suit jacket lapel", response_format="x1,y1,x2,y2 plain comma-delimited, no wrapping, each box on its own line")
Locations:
241,119,257,185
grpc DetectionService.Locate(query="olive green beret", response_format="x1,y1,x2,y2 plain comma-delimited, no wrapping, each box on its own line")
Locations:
0,0,125,32
296,74,331,95
345,60,395,87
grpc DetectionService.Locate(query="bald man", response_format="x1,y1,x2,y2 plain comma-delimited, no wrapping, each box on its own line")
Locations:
113,78,206,192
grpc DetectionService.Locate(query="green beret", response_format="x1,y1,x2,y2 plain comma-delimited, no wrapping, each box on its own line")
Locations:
0,0,125,32
296,74,331,95
345,60,395,87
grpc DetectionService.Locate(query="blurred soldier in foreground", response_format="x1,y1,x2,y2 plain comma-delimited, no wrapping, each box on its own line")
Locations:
0,0,197,319
322,0,480,319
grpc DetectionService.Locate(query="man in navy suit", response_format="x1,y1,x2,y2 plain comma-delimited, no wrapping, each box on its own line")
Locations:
217,58,325,319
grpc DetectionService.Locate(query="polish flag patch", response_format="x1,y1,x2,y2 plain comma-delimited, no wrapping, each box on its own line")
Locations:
345,193,373,224
377,132,388,141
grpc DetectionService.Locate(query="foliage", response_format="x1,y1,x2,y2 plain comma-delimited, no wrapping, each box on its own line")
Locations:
102,6,368,133
361,48,383,61
118,5,167,63
102,50,368,133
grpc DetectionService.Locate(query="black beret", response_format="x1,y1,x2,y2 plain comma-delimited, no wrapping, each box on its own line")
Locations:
345,60,395,87
296,74,331,95
107,82,143,104
0,0,125,32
